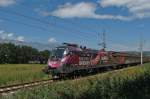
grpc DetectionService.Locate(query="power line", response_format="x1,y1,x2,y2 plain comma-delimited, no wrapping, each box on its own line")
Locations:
47,0,99,35
0,8,95,39
15,3,100,37
54,18,98,36
0,17,91,41
0,17,50,31
18,0,97,36
0,8,53,26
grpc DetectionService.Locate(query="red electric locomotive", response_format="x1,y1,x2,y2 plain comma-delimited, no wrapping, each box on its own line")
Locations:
43,43,150,79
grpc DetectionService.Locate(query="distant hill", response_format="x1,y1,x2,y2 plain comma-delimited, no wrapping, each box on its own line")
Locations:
0,39,59,51
144,51,150,56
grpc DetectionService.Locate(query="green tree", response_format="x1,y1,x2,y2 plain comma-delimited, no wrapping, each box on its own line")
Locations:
0,43,17,63
0,43,51,64
39,50,51,64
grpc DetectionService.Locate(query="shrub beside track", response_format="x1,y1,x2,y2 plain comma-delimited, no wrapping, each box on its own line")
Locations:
3,63,150,99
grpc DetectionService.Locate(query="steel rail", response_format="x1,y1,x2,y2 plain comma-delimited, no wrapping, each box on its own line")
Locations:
0,79,54,94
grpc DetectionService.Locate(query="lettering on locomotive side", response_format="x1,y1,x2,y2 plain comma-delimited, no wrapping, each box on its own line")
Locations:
79,61,90,66
101,56,108,60
79,56,91,66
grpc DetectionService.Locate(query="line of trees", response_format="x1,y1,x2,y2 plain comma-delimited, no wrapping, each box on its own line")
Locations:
0,43,51,64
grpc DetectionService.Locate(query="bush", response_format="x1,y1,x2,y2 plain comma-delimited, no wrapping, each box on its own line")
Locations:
3,63,150,99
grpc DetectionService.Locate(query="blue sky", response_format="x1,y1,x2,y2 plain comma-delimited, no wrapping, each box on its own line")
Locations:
0,0,150,51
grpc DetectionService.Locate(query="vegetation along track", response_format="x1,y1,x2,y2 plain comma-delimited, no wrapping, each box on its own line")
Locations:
0,79,54,95
0,63,146,95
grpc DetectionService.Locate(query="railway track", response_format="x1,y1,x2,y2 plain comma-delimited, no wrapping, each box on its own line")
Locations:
0,79,54,95
0,63,144,95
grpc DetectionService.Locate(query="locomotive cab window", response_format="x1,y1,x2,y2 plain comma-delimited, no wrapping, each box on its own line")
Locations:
51,48,65,59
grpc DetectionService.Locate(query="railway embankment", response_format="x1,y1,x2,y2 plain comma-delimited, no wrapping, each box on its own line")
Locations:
2,63,150,99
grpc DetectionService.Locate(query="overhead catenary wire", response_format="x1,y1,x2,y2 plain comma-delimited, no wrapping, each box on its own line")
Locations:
0,17,51,31
31,1,108,47
0,8,95,40
18,2,100,36
0,16,92,41
0,8,57,27
22,2,104,37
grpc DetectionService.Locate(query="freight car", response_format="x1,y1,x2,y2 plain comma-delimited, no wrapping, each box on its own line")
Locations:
43,43,150,79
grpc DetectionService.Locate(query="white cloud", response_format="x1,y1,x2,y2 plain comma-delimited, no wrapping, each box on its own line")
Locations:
7,33,13,37
0,30,4,34
99,0,150,19
48,38,57,43
0,0,16,7
0,30,25,42
52,2,96,18
0,31,14,40
50,2,130,20
46,1,150,20
16,36,24,42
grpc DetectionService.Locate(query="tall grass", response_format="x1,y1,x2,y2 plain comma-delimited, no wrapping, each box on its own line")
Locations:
5,63,150,99
0,64,49,86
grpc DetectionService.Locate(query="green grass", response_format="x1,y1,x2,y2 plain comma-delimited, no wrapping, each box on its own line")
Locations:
0,64,49,87
4,63,150,99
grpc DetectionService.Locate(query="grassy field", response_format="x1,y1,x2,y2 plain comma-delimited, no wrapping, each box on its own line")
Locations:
3,63,150,99
0,64,49,87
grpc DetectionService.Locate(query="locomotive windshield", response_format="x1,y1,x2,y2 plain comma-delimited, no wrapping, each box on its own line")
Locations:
51,48,65,59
